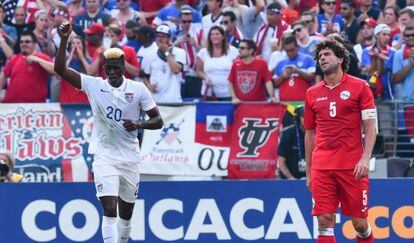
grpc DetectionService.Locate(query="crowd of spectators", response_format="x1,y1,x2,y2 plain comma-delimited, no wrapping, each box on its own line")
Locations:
1,0,414,104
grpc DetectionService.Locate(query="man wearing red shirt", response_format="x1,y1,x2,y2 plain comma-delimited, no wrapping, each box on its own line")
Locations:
0,32,54,103
228,39,276,103
304,39,376,243
138,0,171,24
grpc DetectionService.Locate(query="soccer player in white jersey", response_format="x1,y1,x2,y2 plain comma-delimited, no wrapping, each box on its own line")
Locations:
54,22,164,243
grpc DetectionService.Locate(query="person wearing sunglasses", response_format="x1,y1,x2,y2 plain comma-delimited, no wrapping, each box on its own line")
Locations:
355,0,383,23
0,32,54,103
339,0,360,45
73,0,111,37
110,0,147,32
317,0,343,36
293,21,320,57
392,24,414,101
221,11,243,48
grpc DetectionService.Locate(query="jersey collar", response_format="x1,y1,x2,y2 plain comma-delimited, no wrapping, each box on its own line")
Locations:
322,73,348,90
105,76,127,92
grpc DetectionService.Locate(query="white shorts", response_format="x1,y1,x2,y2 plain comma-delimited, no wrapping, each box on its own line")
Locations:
93,155,140,203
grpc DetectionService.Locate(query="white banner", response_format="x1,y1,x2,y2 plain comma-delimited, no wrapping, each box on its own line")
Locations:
140,105,229,176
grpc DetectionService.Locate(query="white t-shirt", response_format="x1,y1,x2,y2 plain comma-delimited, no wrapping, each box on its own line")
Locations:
136,42,158,82
202,13,223,40
197,46,239,98
81,74,156,163
142,46,186,103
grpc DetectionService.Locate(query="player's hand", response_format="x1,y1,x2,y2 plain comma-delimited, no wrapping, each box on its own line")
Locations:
58,22,72,40
353,156,370,179
122,119,141,131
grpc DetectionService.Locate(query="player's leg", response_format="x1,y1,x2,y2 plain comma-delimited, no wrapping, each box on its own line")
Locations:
312,170,339,243
93,157,121,243
335,170,373,242
117,162,140,243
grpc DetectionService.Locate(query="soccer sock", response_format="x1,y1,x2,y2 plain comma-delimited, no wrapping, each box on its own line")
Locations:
317,227,336,243
117,218,132,243
102,216,118,243
356,225,373,243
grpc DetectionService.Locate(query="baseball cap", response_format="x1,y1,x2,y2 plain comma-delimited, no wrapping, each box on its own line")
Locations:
266,2,282,14
360,18,377,28
83,23,105,35
156,24,172,36
180,5,193,15
374,24,391,36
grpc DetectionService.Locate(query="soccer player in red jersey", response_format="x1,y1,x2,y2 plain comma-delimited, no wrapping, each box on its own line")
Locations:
304,39,377,243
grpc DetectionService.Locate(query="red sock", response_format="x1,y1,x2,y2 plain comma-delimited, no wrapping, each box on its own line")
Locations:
317,235,336,243
357,231,373,243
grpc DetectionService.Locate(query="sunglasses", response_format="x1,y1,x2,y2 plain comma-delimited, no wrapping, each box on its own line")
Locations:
294,28,302,33
20,40,33,44
220,20,229,25
238,46,249,50
340,7,349,10
324,2,336,5
405,33,414,38
182,20,192,24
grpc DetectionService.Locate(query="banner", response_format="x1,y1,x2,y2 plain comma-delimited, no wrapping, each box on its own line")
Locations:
228,104,286,179
0,104,93,182
1,179,414,242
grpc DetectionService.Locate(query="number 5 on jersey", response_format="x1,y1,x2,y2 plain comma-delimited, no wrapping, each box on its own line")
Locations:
329,102,336,117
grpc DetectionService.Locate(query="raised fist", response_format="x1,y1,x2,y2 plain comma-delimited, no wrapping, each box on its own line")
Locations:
58,22,72,39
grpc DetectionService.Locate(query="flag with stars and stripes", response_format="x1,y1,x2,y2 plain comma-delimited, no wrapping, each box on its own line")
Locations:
1,0,18,23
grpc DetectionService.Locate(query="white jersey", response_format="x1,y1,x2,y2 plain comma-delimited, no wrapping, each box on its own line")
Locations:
81,74,156,163
202,13,223,40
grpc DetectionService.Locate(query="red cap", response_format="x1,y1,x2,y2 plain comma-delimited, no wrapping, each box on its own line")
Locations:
83,23,105,35
360,18,377,29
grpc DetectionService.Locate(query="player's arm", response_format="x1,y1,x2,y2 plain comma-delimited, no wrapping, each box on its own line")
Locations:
278,156,295,179
122,107,163,131
305,129,315,189
54,22,81,89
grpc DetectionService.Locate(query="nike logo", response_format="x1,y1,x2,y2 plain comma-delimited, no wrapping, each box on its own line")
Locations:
100,89,110,92
121,237,128,239
361,207,368,212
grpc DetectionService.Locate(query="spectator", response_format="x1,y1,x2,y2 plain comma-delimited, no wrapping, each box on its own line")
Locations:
221,11,243,48
0,150,23,183
317,0,343,36
254,2,289,62
355,0,383,22
339,0,360,45
17,0,42,24
293,21,320,57
90,24,140,79
174,6,203,98
384,5,401,45
393,7,414,49
202,0,223,40
354,18,376,65
135,24,157,83
73,0,111,37
48,6,69,49
300,11,322,39
153,0,201,33
361,24,395,100
59,36,90,103
68,0,85,18
32,10,55,57
137,0,170,24
392,24,414,100
228,39,276,103
277,106,306,179
12,7,35,37
123,20,141,52
110,0,146,32
0,4,17,47
142,24,186,102
83,22,105,58
0,32,54,103
231,0,265,39
273,34,316,101
196,26,238,101
281,0,299,25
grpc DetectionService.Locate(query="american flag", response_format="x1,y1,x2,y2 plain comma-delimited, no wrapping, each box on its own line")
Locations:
1,0,18,23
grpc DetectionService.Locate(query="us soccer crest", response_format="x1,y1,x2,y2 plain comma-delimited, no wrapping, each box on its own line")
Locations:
125,93,134,103
237,71,257,94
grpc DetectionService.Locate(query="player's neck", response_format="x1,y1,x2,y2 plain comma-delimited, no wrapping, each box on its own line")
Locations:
325,69,344,87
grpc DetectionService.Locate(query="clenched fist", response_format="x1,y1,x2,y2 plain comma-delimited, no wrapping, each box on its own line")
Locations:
58,22,72,39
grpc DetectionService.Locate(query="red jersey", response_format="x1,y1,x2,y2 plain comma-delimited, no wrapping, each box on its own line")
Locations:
137,0,171,24
304,74,375,170
2,53,52,103
228,58,271,101
97,45,140,79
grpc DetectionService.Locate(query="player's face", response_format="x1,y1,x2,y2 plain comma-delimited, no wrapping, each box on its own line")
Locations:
318,48,343,75
104,59,125,86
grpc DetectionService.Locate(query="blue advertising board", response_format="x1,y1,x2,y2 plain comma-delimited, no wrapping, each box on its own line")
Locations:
0,179,413,242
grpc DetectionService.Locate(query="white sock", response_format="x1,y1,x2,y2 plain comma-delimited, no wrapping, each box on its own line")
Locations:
117,218,132,243
102,216,118,243
356,225,372,239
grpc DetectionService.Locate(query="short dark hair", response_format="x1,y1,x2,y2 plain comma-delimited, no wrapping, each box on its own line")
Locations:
125,20,138,29
314,39,350,72
240,39,257,52
400,7,414,18
341,0,355,8
385,5,400,19
223,11,236,22
20,31,37,42
135,24,155,39
282,34,297,47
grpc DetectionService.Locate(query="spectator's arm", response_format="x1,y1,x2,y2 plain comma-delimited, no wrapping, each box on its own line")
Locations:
141,11,160,20
0,71,6,90
0,37,13,59
392,59,414,84
137,12,147,25
196,56,210,83
278,156,295,179
27,55,56,75
253,0,265,16
54,23,81,89
228,82,240,103
166,54,182,74
87,54,102,76
44,0,68,8
265,80,274,97
295,68,315,82
125,61,140,77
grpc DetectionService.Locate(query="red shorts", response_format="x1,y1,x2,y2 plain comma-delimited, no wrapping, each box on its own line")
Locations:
311,169,369,217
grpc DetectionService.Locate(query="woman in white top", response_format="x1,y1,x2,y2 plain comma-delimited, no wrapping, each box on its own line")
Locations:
110,0,146,31
196,26,239,101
